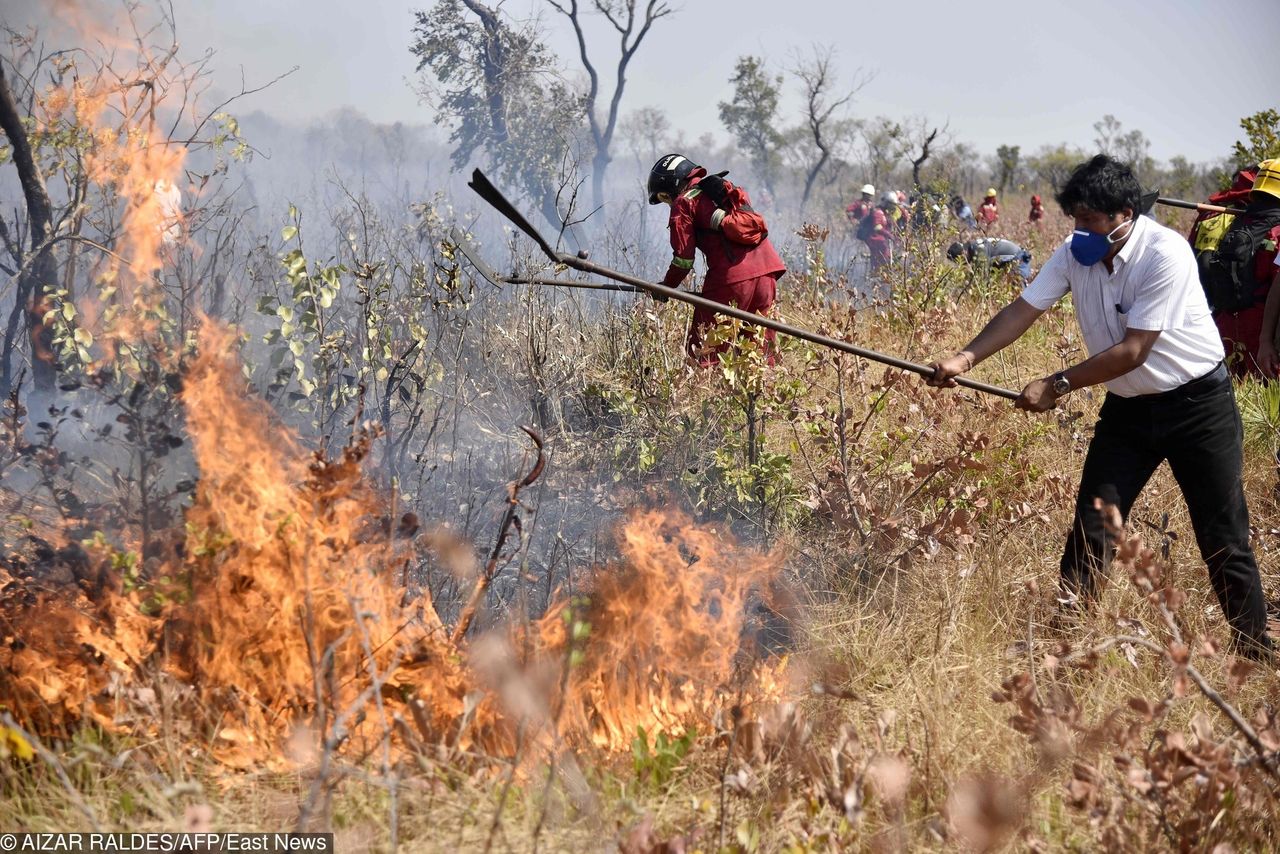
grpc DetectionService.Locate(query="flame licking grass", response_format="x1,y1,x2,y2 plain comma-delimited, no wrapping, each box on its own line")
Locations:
0,325,787,764
169,323,476,767
540,509,787,751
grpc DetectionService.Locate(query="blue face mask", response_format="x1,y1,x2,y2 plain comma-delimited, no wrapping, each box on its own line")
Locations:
1070,218,1133,266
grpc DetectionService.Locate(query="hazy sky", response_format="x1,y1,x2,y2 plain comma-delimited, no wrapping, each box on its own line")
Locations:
10,0,1280,165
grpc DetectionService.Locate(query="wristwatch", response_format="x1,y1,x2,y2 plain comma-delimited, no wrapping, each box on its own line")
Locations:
1052,372,1071,397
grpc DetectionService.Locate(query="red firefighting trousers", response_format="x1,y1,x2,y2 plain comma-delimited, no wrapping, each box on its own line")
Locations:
1216,306,1266,379
687,272,781,366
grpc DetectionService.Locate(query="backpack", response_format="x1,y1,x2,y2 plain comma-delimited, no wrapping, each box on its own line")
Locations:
693,173,768,247
855,210,877,241
1198,205,1280,312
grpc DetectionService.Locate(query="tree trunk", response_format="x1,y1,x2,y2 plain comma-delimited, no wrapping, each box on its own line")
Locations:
910,127,939,191
801,151,829,212
0,61,57,394
591,148,610,219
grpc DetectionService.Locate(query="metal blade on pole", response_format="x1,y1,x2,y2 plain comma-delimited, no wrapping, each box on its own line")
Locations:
450,227,642,292
465,170,1019,401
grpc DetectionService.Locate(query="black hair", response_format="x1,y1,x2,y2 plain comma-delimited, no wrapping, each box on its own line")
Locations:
1055,154,1141,217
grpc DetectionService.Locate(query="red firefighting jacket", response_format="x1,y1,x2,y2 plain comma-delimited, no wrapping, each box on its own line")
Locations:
846,200,873,225
661,177,786,288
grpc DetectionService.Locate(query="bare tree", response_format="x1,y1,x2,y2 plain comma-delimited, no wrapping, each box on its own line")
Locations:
546,0,673,215
897,117,948,190
931,140,982,199
789,46,871,212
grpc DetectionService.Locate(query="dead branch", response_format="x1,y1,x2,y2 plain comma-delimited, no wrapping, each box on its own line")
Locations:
545,0,673,212
790,46,870,211
451,425,546,643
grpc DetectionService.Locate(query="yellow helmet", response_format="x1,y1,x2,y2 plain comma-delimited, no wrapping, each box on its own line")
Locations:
985,187,998,198
1254,159,1280,202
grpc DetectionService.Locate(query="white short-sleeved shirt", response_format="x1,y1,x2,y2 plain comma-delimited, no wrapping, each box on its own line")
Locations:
1021,215,1223,397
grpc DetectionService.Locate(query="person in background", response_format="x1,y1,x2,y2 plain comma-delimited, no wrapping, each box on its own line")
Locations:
912,188,948,231
978,188,1000,226
1029,194,1045,226
1191,162,1280,378
865,190,904,272
927,154,1274,662
951,195,977,229
947,238,1033,283
846,183,875,228
646,153,786,366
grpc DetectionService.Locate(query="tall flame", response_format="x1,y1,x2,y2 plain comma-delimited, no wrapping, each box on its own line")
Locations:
539,510,786,751
1,345,788,762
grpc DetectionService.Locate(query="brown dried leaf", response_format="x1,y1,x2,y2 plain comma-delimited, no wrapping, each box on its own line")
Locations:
946,772,1026,853
866,754,910,805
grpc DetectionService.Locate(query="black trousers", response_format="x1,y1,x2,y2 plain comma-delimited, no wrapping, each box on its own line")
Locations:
1061,363,1273,652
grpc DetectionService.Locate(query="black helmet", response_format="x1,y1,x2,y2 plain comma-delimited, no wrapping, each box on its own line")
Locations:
648,153,700,205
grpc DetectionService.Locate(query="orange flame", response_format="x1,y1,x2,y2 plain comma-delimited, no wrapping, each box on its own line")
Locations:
27,1,189,367
1,349,789,763
537,510,787,751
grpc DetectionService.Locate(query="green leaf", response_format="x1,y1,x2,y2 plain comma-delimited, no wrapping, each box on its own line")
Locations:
281,225,298,243
73,327,93,347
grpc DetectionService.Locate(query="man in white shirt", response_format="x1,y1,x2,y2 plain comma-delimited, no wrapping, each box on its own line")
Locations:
927,154,1273,660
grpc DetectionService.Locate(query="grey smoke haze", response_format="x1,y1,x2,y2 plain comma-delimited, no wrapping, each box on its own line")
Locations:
6,0,1279,166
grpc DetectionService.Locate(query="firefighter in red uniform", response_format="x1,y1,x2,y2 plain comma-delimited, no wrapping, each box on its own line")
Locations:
1029,194,1045,226
865,190,902,272
846,183,875,228
1194,163,1280,377
648,154,786,365
978,188,1000,226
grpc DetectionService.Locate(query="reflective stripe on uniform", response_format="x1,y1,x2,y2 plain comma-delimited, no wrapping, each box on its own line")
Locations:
709,208,727,230
670,255,694,269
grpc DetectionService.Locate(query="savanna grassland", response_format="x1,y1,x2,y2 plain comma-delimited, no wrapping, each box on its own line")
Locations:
4,195,1280,854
